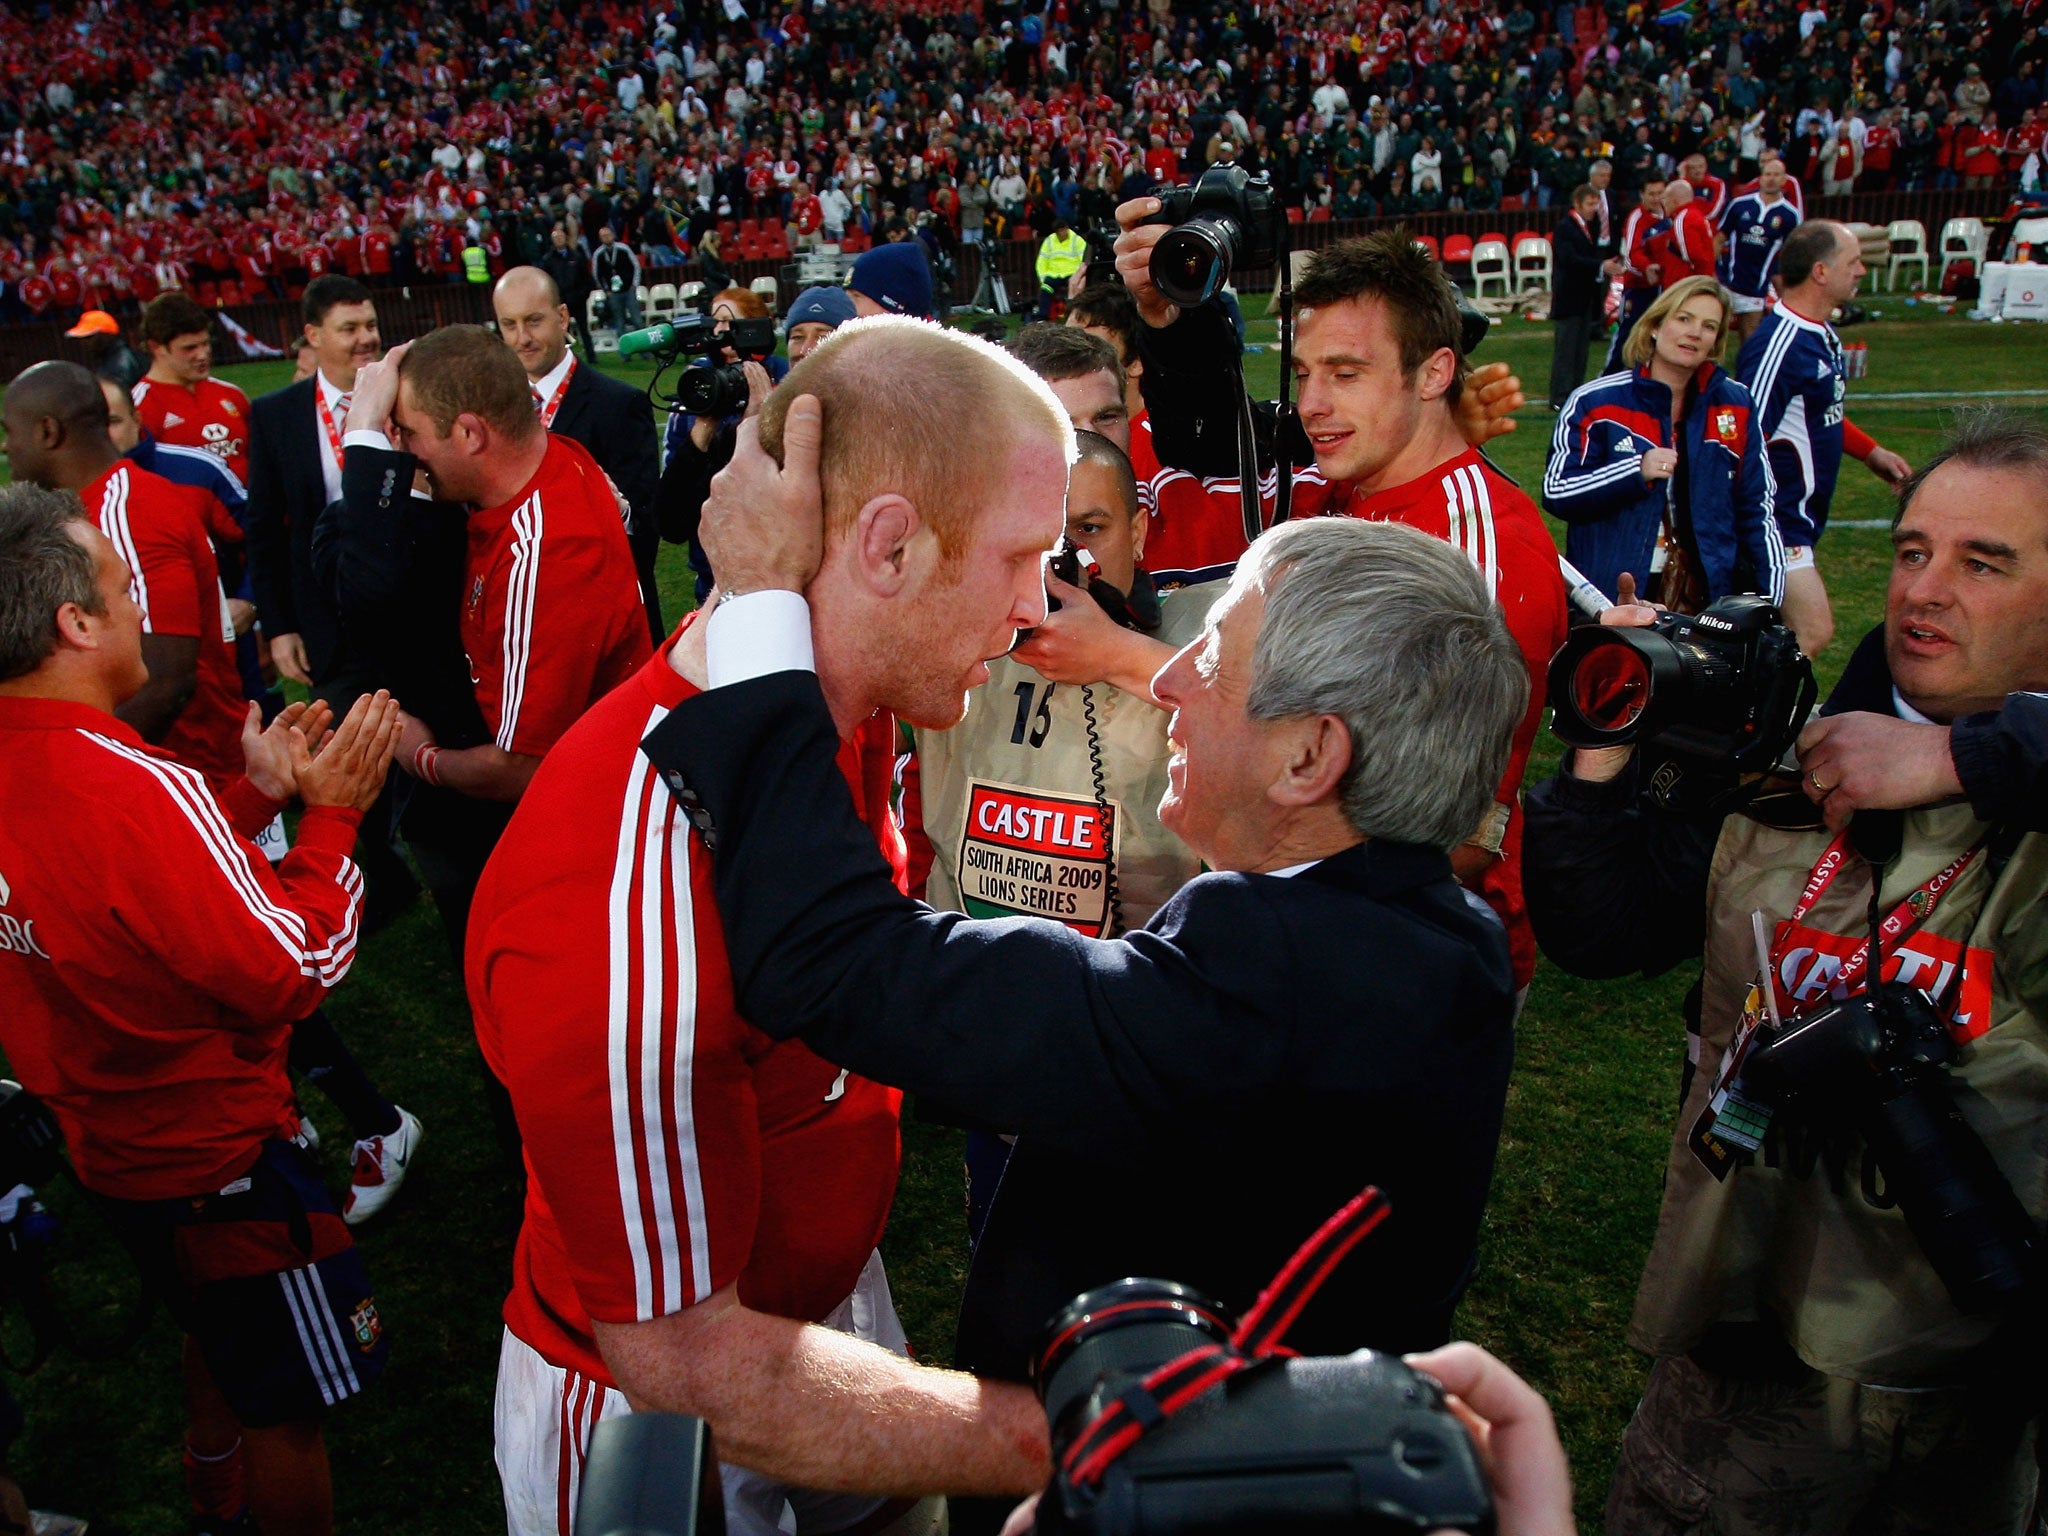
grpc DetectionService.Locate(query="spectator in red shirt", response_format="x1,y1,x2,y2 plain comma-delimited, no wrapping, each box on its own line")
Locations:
1649,178,1719,289
1960,111,2008,187
0,479,404,1536
340,327,650,805
131,291,253,484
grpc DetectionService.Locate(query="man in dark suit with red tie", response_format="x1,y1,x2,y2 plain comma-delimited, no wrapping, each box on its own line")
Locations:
493,266,664,642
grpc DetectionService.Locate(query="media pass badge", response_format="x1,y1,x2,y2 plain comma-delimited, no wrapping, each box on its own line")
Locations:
958,780,1118,936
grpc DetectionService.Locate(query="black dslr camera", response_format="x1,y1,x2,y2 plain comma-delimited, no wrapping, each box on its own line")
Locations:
1142,163,1278,308
1030,1279,1494,1535
1546,595,1817,771
618,314,781,419
1738,982,2039,1314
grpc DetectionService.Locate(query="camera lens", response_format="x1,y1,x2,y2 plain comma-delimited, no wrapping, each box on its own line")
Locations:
1151,216,1242,308
679,363,748,418
1033,1278,1235,1437
1569,645,1653,734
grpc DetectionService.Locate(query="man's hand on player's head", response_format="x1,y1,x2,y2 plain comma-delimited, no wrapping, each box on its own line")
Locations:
344,340,409,436
702,393,826,598
1112,198,1183,330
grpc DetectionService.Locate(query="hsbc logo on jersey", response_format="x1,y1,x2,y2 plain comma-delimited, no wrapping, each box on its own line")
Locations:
958,780,1118,935
1773,920,1994,1042
200,422,244,464
0,867,50,960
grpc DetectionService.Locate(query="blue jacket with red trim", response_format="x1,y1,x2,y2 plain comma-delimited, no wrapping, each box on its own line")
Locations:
1542,362,1784,607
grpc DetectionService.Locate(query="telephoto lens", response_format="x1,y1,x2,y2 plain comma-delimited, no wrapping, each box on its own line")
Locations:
1544,595,1815,771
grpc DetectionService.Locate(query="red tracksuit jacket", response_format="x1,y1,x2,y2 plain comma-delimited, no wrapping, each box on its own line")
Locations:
0,698,365,1200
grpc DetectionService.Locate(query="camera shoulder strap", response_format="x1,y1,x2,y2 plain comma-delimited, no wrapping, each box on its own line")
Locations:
1770,831,1987,1007
1058,1186,1392,1491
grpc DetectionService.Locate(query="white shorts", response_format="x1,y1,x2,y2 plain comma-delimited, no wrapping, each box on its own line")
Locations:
1728,292,1767,314
495,1249,911,1536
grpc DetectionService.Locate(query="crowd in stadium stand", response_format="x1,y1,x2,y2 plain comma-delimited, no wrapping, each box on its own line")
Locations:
4,0,2046,324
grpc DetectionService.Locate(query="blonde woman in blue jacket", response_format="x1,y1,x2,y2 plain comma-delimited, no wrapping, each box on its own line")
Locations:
1543,275,1785,612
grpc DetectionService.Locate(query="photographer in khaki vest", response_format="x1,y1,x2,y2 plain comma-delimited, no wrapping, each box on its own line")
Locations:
1524,406,2048,1535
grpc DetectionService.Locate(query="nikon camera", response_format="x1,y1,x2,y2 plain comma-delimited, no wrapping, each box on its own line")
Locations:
1546,594,1817,772
1739,981,2039,1314
1031,1279,1494,1535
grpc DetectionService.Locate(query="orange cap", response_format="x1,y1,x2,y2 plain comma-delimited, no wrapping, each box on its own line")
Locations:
65,309,120,338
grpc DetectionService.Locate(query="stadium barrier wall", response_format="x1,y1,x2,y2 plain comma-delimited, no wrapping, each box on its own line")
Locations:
0,188,2009,385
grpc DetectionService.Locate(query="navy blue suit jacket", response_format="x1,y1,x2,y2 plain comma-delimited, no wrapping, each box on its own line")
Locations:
641,670,1516,1384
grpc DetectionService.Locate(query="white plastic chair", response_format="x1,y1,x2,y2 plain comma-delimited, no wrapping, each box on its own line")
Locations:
1886,220,1928,291
1471,239,1513,299
1513,234,1552,293
749,275,780,314
645,282,679,322
1939,217,1988,284
678,280,705,310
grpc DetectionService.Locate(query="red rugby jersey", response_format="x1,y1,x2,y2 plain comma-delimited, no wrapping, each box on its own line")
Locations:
131,374,252,484
1295,449,1568,990
467,628,904,1384
1130,410,1251,579
460,434,651,761
84,460,248,791
0,697,362,1200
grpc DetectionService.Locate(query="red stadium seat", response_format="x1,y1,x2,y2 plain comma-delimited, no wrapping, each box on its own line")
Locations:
1306,205,1332,223
1286,205,1305,223
718,220,738,241
841,227,870,253
1442,234,1474,264
1500,196,1526,211
739,217,760,238
1413,235,1441,261
1479,231,1508,249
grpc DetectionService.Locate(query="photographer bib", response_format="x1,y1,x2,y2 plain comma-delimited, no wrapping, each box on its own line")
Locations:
1630,803,2048,1385
955,779,1120,935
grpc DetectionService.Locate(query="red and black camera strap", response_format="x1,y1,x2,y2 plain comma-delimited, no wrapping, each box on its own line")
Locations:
1058,1185,1393,1491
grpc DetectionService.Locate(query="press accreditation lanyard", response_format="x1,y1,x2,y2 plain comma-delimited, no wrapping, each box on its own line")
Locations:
535,355,577,429
1771,830,1985,1003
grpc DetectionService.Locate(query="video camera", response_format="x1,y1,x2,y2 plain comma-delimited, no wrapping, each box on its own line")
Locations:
1735,981,2039,1314
1546,595,1817,772
618,314,780,419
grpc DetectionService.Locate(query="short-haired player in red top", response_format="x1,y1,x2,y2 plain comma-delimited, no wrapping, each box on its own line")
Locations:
1648,179,1720,290
4,360,248,789
341,327,651,804
132,291,252,484
1115,219,1566,998
8,360,425,1226
0,481,406,1536
466,319,1066,1536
